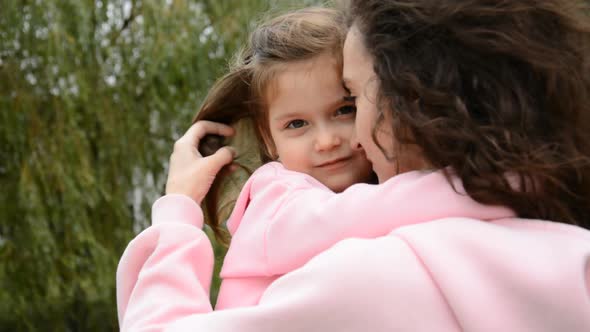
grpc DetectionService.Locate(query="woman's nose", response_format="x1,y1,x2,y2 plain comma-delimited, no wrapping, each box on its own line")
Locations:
350,125,363,151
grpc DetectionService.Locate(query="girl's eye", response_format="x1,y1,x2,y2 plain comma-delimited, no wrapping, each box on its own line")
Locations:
285,119,308,129
335,105,357,117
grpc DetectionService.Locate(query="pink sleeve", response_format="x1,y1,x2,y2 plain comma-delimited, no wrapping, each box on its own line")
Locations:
116,194,215,331
115,192,449,332
222,163,513,277
162,235,455,332
118,218,454,332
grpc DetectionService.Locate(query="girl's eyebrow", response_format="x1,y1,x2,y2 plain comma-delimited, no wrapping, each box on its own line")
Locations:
273,111,304,122
272,94,353,122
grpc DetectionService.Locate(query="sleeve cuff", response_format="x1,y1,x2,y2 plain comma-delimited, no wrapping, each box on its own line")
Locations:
151,194,204,228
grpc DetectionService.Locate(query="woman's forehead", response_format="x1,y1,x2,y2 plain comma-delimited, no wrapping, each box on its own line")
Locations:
342,27,373,91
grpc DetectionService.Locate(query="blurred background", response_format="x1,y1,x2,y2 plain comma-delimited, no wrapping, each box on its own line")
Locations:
0,0,321,330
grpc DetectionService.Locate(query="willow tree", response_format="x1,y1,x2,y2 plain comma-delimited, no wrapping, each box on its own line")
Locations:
0,0,321,330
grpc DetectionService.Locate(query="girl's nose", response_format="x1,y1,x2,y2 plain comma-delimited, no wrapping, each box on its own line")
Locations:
315,128,342,152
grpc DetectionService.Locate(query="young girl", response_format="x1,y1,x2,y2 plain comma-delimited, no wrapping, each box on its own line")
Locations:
193,7,376,309
195,7,373,236
117,0,590,330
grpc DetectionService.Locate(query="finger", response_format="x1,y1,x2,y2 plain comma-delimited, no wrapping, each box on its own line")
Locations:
180,121,235,147
204,146,236,175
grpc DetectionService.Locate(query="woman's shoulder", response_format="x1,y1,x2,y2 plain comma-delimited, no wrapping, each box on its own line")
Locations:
388,217,590,329
287,218,590,331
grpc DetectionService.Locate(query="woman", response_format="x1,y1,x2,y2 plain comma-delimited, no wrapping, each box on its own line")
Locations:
117,0,590,331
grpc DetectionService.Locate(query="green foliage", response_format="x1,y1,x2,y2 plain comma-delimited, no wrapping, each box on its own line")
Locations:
0,0,322,330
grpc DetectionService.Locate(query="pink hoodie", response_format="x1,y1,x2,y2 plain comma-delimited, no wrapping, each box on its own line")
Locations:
216,162,515,309
117,163,590,331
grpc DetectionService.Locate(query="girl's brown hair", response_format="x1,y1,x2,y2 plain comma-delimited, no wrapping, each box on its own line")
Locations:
194,7,347,244
347,0,590,228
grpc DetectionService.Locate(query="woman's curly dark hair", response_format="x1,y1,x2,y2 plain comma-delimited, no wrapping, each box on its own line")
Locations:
347,0,590,228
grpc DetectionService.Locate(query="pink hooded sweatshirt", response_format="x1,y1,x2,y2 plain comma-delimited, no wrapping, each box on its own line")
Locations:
117,162,590,331
216,162,511,309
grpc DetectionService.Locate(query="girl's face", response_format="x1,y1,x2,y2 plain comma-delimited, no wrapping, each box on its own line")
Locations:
266,52,373,192
342,25,425,183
